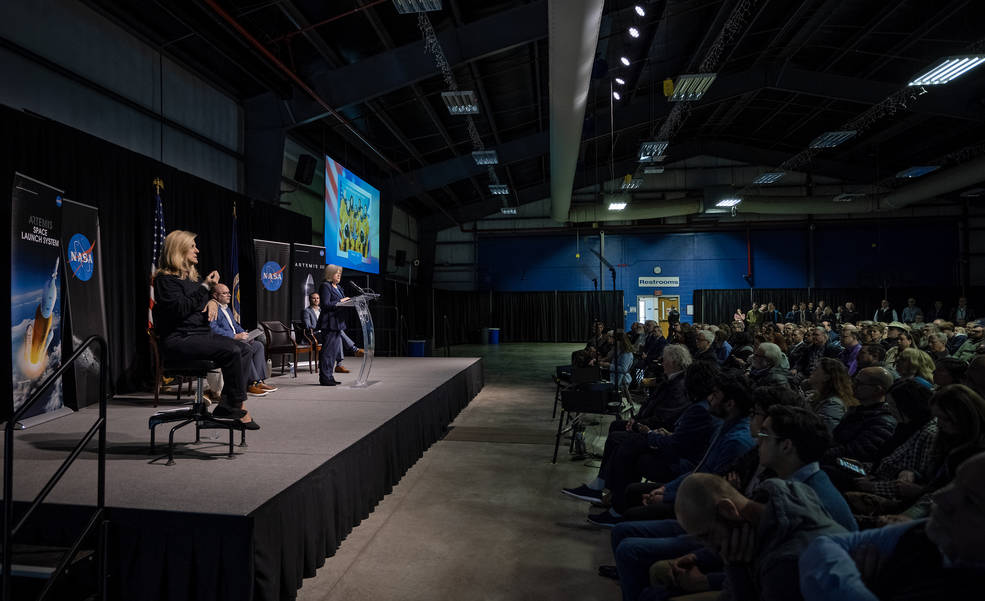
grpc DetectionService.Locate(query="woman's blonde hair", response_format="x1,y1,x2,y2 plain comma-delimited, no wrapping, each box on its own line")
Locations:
323,264,342,281
156,230,199,281
898,348,935,381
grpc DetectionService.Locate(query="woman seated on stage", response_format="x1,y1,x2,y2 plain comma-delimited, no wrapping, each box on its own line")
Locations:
153,230,259,429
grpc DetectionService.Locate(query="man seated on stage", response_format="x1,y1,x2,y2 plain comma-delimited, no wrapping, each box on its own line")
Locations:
209,283,277,396
305,289,365,374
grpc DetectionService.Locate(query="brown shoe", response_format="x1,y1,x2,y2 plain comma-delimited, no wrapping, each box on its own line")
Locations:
258,382,277,392
355,348,365,357
202,389,221,406
334,365,350,373
247,384,269,396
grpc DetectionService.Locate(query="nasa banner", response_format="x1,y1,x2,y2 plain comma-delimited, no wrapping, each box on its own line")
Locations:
254,239,291,323
292,244,326,325
62,200,108,410
9,173,65,423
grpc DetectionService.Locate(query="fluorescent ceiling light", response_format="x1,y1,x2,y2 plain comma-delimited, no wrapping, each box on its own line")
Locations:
752,171,785,184
643,166,665,174
896,165,940,178
489,184,509,195
621,178,643,190
613,91,622,100
638,141,668,162
441,91,479,115
909,55,985,86
472,150,499,165
634,5,646,17
393,0,442,14
499,207,517,215
833,193,865,202
809,130,857,149
960,187,985,198
629,27,640,38
615,77,626,85
669,73,717,102
608,202,627,211
620,57,631,66
716,198,742,207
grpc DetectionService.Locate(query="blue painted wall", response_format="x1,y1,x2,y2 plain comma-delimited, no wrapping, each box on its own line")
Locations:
477,222,959,330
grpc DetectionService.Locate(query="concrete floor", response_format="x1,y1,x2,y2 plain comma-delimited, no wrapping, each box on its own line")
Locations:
296,343,620,601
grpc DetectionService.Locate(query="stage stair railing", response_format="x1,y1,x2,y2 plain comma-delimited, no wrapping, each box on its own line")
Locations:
2,335,109,601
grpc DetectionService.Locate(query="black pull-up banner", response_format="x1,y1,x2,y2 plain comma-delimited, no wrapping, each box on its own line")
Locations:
292,243,327,325
254,239,291,324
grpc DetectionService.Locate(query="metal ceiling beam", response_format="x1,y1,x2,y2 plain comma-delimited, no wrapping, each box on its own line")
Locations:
290,0,548,125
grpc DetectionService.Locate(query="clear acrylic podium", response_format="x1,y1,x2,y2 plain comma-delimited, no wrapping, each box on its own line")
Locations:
339,293,379,387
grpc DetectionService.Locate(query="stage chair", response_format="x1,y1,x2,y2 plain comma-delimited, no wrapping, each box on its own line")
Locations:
148,357,247,466
291,320,318,373
259,321,298,377
148,328,193,407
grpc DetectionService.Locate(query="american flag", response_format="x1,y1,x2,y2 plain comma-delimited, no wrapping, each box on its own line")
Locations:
148,178,166,328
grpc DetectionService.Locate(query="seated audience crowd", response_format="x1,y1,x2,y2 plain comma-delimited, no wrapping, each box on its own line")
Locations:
560,295,985,600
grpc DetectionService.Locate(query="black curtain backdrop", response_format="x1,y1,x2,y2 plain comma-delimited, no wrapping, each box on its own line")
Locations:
694,286,985,325
0,105,311,393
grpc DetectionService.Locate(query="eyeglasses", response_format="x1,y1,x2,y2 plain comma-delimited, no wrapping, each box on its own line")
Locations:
756,431,781,440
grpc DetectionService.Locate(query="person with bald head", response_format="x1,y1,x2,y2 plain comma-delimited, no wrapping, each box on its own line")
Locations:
801,450,985,601
823,367,897,463
674,473,846,601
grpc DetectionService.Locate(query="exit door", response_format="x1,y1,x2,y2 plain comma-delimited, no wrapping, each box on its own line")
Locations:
637,295,681,337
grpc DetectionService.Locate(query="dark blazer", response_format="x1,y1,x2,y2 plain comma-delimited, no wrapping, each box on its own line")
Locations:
317,281,348,332
826,402,898,463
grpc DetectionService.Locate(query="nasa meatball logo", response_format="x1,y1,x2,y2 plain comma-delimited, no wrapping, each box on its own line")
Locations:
67,233,95,282
260,261,286,291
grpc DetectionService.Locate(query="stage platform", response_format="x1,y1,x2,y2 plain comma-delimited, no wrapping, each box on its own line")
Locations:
2,356,484,601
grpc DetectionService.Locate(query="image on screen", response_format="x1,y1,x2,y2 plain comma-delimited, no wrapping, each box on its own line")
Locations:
324,156,380,274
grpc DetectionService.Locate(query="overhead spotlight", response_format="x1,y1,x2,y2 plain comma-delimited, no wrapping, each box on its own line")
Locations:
441,91,479,115
472,150,499,165
608,202,627,211
634,5,646,17
752,172,785,184
620,56,631,66
392,0,442,14
909,55,985,86
499,207,517,215
615,77,626,85
613,91,622,100
716,198,742,207
638,140,668,162
628,27,640,38
489,184,509,195
809,130,857,149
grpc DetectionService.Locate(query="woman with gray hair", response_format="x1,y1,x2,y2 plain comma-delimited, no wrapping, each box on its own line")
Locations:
316,264,352,386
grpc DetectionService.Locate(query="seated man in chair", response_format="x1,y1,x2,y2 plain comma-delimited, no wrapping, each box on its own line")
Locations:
209,283,277,396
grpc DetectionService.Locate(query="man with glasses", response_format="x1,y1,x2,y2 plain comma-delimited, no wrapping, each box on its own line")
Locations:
750,342,793,388
209,282,276,396
839,328,863,376
800,451,985,601
953,320,985,362
792,327,830,379
825,367,896,463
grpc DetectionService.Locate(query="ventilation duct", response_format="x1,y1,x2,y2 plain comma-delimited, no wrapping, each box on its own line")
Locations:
880,154,985,209
548,0,605,222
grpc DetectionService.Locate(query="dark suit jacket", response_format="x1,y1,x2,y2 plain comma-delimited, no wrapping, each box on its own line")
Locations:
317,281,348,332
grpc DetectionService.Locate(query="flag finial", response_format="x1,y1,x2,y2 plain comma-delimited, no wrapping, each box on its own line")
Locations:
153,177,164,194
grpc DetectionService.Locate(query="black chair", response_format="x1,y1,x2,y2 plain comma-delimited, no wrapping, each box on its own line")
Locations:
148,358,247,466
291,320,318,373
552,382,624,464
260,320,304,377
553,366,601,418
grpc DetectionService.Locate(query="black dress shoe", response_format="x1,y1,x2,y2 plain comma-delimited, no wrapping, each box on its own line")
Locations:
319,379,340,386
239,420,260,430
212,405,247,419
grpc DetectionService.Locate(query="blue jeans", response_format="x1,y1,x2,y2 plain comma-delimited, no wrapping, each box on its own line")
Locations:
611,520,702,601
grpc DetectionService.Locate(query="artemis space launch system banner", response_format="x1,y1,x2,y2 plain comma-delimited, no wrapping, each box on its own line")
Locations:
292,243,326,322
9,173,64,421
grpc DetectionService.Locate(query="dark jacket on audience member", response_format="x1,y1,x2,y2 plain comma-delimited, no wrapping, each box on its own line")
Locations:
840,309,860,324
825,402,898,463
661,416,756,504
644,399,720,474
640,331,667,361
636,371,689,430
726,479,847,601
750,366,794,389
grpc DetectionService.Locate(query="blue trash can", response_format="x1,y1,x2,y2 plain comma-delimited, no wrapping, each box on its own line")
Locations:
488,328,500,344
408,339,427,357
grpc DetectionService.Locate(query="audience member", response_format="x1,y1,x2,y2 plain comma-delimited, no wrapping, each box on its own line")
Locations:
874,299,898,323
801,450,985,601
933,357,967,388
825,367,897,463
839,328,862,376
792,327,829,378
940,321,966,355
965,355,985,397
950,296,975,326
841,302,860,325
884,330,913,370
807,358,856,433
895,348,935,389
953,319,984,362
901,297,922,324
693,330,719,364
749,342,794,388
926,299,948,321
925,331,949,362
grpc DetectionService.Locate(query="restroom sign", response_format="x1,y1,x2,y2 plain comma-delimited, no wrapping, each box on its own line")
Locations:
639,276,679,287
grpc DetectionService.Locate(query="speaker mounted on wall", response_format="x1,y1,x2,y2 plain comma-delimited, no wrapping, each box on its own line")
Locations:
294,154,316,186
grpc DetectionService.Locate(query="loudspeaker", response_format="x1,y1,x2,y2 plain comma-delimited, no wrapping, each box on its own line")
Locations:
294,154,316,185
394,249,406,267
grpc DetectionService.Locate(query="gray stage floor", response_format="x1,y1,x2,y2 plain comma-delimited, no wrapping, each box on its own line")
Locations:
2,356,482,516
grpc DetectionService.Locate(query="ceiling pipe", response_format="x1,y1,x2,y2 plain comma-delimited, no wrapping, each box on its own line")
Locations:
548,0,605,222
880,154,985,210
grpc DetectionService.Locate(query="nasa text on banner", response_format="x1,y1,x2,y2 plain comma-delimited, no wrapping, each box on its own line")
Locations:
253,239,292,324
9,173,65,421
291,244,327,325
62,199,109,410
